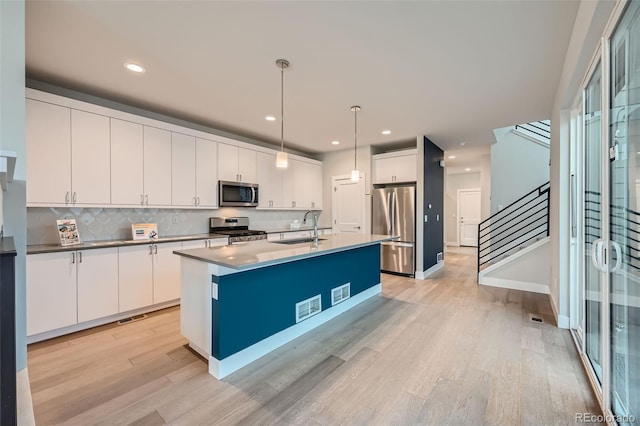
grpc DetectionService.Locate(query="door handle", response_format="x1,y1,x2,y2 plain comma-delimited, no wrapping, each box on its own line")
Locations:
610,241,622,273
154,245,158,254
591,239,604,271
145,195,149,205
251,187,256,204
72,192,77,203
78,252,83,263
140,194,144,206
354,226,361,230
71,252,75,264
197,196,200,206
65,191,70,204
149,245,153,255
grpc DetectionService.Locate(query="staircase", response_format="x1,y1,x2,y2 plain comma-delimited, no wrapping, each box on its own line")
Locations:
513,120,550,147
477,181,551,294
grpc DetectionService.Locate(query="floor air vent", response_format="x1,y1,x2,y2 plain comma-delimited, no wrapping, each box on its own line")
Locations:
331,283,351,306
437,252,444,263
296,295,322,323
529,314,544,324
118,314,148,325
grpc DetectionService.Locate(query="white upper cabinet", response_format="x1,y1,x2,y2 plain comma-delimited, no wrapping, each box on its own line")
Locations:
292,159,323,210
256,154,322,210
256,152,276,208
71,110,111,205
195,138,218,207
143,126,172,207
171,132,197,207
26,99,71,205
218,143,257,183
373,149,417,184
111,119,144,205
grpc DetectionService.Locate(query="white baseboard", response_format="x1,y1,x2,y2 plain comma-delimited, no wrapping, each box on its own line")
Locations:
478,276,550,295
208,284,381,379
17,368,35,426
445,241,459,247
415,261,445,280
549,294,570,329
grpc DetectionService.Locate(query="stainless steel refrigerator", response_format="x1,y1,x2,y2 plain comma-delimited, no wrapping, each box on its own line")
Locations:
372,186,416,276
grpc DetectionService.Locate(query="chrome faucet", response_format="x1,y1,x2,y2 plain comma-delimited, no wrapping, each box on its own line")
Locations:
303,210,319,243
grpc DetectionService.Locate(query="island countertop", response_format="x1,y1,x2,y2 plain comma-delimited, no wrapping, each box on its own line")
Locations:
173,233,394,271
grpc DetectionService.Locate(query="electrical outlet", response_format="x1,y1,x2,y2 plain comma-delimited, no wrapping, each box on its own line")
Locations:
172,216,178,224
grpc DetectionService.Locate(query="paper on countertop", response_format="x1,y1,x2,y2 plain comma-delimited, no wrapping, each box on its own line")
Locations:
131,223,158,240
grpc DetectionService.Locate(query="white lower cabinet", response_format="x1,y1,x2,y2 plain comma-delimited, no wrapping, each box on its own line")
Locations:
26,247,118,336
181,238,228,250
27,251,77,336
153,242,182,304
118,244,154,312
77,248,119,323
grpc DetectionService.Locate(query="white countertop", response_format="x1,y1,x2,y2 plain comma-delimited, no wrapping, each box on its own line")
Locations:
173,233,394,270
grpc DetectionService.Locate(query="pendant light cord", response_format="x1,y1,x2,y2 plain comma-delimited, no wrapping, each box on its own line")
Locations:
354,109,357,169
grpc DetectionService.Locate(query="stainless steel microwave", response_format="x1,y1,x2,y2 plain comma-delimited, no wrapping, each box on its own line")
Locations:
219,181,259,207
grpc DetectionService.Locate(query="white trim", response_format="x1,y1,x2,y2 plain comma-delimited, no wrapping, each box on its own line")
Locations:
550,295,570,329
478,237,549,276
415,261,444,280
371,148,417,160
331,174,367,234
445,241,460,247
479,276,550,295
26,300,179,344
17,368,35,426
208,284,381,379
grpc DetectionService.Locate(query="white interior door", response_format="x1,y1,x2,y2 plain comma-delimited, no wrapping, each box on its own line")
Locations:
458,189,481,247
332,175,365,234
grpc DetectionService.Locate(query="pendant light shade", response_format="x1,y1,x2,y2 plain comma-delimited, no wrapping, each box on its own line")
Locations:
276,59,289,168
350,105,361,181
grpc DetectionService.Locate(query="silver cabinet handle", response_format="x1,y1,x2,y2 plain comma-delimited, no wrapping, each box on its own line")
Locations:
72,192,77,203
65,191,70,204
71,252,75,264
154,245,158,254
193,196,196,206
149,245,153,255
197,196,200,206
145,195,149,205
140,194,144,206
78,251,83,263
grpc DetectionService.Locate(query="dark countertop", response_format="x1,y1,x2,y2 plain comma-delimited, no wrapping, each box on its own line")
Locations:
0,237,16,257
27,233,228,255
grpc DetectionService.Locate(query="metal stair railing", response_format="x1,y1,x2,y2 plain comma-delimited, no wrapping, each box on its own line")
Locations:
477,181,550,275
514,120,551,142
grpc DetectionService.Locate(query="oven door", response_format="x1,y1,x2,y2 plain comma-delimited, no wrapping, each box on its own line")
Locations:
219,181,259,207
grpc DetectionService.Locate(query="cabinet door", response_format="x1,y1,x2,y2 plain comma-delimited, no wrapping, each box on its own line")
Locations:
118,245,153,312
393,154,417,183
373,157,395,184
218,143,239,181
71,109,111,204
292,160,315,209
153,242,182,304
195,138,218,207
26,252,77,335
171,132,196,207
181,240,210,250
77,248,119,322
238,147,257,183
26,99,71,205
310,163,323,209
111,119,144,205
143,126,172,206
256,152,274,208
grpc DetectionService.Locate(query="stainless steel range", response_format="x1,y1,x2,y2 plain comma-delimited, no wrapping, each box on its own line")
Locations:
209,217,267,243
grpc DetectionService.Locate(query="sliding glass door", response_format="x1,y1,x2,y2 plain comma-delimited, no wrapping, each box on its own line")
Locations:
609,3,640,421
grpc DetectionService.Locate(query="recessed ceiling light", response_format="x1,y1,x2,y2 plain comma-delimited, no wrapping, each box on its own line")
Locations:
382,130,391,135
332,140,340,145
124,62,145,73
460,141,466,146
265,115,276,121
448,155,456,159
465,168,471,171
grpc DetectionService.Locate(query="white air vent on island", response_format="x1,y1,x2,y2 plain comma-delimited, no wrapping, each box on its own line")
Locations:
331,283,351,306
295,294,322,323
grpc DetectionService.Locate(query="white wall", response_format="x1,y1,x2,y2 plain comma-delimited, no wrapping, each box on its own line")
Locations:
491,126,550,214
320,145,372,231
549,0,615,326
444,171,480,245
1,0,27,370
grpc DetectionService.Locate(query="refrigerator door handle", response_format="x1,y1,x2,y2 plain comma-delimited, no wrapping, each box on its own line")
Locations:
386,192,392,234
391,191,397,237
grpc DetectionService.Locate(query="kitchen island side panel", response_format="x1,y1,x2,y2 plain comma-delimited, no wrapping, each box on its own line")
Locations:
211,243,380,360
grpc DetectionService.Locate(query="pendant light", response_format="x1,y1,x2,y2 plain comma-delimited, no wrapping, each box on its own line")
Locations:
276,59,289,168
350,105,361,181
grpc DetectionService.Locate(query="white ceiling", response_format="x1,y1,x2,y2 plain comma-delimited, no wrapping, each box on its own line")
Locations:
25,0,580,156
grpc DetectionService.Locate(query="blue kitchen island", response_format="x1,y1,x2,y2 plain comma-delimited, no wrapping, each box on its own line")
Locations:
173,233,392,379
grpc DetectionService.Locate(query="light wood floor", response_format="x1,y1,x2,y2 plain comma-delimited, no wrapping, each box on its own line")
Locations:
28,250,601,425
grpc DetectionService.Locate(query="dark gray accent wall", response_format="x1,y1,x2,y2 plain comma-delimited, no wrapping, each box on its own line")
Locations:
422,136,444,271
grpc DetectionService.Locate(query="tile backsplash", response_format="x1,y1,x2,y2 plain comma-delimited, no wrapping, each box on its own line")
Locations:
27,207,322,245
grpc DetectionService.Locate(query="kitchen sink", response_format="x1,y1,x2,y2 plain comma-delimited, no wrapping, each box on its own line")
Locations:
271,238,326,245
